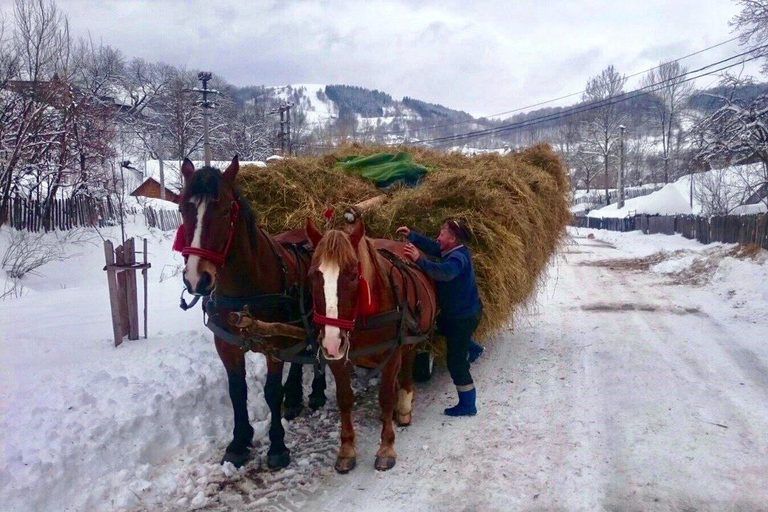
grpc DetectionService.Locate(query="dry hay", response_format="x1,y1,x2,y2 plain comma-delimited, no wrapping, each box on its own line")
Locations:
238,143,571,341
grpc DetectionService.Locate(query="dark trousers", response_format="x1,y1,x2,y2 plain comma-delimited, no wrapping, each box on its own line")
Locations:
439,312,481,387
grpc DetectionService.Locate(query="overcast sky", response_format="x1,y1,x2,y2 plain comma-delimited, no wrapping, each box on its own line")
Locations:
1,0,761,117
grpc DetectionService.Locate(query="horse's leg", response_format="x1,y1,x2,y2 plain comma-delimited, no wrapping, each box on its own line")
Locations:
375,350,403,471
328,360,356,473
265,358,291,469
283,363,304,421
395,347,416,427
308,366,327,411
215,338,254,467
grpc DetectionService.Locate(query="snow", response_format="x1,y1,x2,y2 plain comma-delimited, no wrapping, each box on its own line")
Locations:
586,163,766,218
2,219,768,511
588,182,694,218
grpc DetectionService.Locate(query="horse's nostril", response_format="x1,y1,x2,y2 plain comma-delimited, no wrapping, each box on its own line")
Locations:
197,271,212,294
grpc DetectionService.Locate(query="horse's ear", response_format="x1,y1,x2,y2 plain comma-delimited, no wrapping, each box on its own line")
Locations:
349,218,365,248
306,217,323,248
181,158,195,181
223,155,239,182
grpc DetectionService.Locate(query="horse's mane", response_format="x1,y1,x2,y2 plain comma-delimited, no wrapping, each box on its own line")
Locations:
181,166,260,243
314,230,357,269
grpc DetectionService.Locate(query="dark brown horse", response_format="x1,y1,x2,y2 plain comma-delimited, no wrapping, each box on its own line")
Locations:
306,218,437,472
178,157,325,469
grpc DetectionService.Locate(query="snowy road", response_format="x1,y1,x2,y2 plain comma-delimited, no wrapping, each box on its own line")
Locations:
269,232,768,511
4,227,768,511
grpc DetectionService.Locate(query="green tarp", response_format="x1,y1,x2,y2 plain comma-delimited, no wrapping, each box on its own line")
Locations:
337,152,428,188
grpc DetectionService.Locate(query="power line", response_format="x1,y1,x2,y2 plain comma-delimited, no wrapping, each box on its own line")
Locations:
414,48,766,147
370,36,747,138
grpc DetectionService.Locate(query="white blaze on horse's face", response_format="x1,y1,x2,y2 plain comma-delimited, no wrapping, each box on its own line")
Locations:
319,259,345,360
184,196,210,292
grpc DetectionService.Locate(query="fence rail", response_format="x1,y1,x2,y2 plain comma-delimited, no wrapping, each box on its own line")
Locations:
2,196,180,232
572,213,768,250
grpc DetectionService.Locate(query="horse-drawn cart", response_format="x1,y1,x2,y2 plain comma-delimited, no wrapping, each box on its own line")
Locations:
174,143,570,472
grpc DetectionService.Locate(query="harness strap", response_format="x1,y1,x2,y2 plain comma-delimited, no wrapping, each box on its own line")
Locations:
204,313,252,350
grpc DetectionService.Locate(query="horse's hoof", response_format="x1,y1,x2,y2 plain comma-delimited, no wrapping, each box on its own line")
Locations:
267,450,291,470
221,450,252,468
334,456,357,474
374,456,396,471
395,413,412,427
283,404,303,421
309,396,327,411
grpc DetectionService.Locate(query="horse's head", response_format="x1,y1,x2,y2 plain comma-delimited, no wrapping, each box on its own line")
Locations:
307,218,366,360
177,156,241,296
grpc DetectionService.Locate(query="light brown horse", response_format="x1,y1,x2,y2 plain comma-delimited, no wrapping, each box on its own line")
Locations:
306,218,437,472
178,157,325,469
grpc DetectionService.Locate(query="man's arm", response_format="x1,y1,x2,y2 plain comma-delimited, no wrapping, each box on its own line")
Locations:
416,252,466,281
407,231,441,257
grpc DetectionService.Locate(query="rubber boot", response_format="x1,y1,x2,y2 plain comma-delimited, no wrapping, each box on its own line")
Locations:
468,340,484,363
444,387,477,417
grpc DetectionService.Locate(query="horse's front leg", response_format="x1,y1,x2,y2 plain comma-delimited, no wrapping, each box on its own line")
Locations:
215,338,254,467
309,366,327,411
283,362,304,421
396,347,416,427
328,360,356,473
265,358,291,469
375,350,403,471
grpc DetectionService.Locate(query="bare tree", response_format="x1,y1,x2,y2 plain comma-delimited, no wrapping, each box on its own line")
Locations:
0,0,73,225
732,0,768,73
581,65,627,204
642,61,694,183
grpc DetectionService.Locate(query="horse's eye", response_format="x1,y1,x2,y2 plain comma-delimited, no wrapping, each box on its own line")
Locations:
219,208,231,217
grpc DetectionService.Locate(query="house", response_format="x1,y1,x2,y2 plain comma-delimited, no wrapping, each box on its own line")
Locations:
129,159,268,203
130,177,180,203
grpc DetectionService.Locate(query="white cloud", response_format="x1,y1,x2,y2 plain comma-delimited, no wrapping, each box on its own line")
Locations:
0,0,761,116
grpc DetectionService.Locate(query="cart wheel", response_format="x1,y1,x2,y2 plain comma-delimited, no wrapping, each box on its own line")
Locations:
413,350,435,382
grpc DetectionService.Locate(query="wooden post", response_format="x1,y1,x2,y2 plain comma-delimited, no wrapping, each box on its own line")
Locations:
104,241,124,346
124,238,140,340
115,244,129,337
143,238,148,339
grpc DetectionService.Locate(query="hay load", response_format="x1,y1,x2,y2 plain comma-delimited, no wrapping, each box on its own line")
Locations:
238,143,571,338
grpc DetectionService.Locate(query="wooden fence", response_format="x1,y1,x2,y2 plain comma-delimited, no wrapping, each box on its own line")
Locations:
143,207,181,231
573,213,768,250
2,196,180,232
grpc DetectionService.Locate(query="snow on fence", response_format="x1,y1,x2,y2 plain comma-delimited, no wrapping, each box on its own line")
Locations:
2,196,180,232
572,213,768,249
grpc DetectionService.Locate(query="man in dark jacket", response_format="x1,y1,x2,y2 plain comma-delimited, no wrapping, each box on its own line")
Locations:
398,219,482,417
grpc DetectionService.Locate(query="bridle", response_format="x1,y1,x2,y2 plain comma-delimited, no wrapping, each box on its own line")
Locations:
312,262,373,332
178,199,241,266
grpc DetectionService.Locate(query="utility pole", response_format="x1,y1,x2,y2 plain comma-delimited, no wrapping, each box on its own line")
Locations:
618,125,626,209
269,102,294,156
184,72,220,166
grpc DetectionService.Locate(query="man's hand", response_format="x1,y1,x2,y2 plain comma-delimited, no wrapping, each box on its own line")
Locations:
403,242,420,262
396,226,411,238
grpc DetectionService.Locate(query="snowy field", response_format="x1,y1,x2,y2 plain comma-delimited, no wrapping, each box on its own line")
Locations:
2,221,768,511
